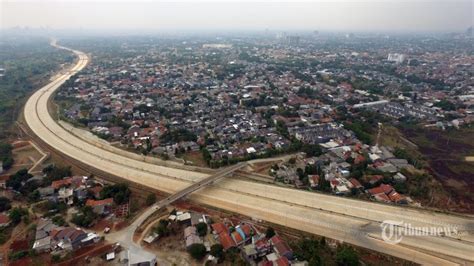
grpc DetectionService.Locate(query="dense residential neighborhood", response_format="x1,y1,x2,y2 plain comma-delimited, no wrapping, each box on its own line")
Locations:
0,19,472,266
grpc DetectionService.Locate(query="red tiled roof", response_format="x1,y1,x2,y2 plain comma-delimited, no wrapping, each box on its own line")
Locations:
219,232,236,250
274,241,292,257
271,235,292,257
374,193,391,203
89,185,103,196
380,184,394,194
274,256,290,266
270,235,284,244
255,238,269,249
86,198,113,207
51,178,72,189
349,178,363,188
369,175,383,184
240,224,252,237
0,214,10,224
388,190,404,203
211,223,228,234
231,230,243,244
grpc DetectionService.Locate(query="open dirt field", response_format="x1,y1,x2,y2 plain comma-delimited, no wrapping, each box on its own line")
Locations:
403,127,474,212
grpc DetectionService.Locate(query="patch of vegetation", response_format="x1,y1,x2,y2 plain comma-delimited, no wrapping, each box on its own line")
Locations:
210,244,224,261
100,183,131,204
0,36,73,139
434,99,456,111
71,206,97,228
187,243,207,260
6,168,32,191
145,193,157,206
265,227,275,238
42,164,72,184
195,222,208,236
0,142,14,170
153,219,170,236
9,207,29,224
0,196,12,212
336,245,360,266
52,215,66,226
160,128,197,143
344,121,373,144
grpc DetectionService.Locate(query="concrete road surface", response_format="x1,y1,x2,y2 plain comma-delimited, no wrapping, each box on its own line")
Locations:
23,41,474,265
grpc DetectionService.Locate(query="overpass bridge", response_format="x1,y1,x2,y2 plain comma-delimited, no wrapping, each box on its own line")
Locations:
153,162,247,208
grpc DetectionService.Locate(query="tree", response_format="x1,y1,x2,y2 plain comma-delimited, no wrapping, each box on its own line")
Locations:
0,197,12,212
43,165,72,183
0,143,13,170
302,144,323,157
210,244,224,259
6,168,32,191
146,193,157,206
336,246,359,266
196,222,208,236
9,207,28,224
265,227,275,239
100,183,131,205
71,206,97,228
52,215,66,226
188,243,207,260
154,219,170,236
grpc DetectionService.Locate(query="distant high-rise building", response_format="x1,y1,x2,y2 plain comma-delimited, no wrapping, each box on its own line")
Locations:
466,26,473,37
387,53,406,64
345,33,355,39
285,35,301,45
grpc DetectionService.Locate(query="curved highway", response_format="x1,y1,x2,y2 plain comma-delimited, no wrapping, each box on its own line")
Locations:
23,41,474,265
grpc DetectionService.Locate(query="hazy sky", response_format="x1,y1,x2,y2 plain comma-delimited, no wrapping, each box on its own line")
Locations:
1,0,472,32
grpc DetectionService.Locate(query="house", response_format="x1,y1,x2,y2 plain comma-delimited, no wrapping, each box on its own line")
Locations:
393,172,407,183
86,198,114,215
37,187,55,198
33,236,51,252
119,248,157,266
254,237,272,255
308,175,320,188
273,256,290,266
242,243,258,262
143,232,159,244
89,185,103,199
270,235,293,260
368,175,383,186
0,214,10,227
0,175,8,189
231,230,245,245
51,178,73,190
211,222,228,235
177,212,192,226
368,184,406,204
58,187,74,205
219,232,236,250
33,218,58,252
349,178,363,190
184,226,202,248
54,227,88,250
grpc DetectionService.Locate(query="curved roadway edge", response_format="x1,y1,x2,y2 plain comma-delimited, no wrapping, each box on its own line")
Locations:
23,41,474,265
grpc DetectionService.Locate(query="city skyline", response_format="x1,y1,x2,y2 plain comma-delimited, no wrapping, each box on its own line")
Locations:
1,0,472,33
